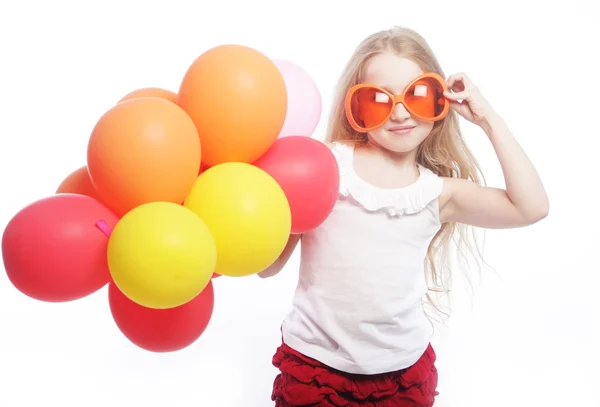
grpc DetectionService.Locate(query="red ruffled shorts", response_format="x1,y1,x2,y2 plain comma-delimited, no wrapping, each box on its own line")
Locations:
271,342,439,407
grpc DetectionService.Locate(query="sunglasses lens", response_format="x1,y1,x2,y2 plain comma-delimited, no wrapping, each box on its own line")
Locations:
405,77,446,119
349,87,393,130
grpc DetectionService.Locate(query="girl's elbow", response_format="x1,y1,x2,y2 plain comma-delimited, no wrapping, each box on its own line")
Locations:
525,201,549,224
540,203,550,220
537,197,550,220
257,234,301,278
257,261,284,278
257,268,280,278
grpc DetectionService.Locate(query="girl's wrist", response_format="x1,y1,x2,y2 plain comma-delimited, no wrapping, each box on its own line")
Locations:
480,112,506,137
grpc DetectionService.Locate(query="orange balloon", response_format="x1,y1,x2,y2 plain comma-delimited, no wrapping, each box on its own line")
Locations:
118,87,177,104
177,44,287,166
87,97,201,216
56,166,103,202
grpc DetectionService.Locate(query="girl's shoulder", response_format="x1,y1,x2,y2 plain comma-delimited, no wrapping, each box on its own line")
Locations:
325,140,359,160
324,140,357,149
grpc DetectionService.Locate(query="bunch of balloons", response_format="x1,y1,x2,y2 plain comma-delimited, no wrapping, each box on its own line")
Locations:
1,44,340,353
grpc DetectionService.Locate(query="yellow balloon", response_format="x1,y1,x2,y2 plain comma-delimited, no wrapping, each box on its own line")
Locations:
184,162,291,277
107,202,217,309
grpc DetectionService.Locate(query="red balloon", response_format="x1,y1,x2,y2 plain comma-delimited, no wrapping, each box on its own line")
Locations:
199,162,211,175
211,272,221,279
109,280,215,352
2,194,118,302
254,136,339,233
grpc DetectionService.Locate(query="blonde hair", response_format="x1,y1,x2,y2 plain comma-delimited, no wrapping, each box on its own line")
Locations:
325,26,485,324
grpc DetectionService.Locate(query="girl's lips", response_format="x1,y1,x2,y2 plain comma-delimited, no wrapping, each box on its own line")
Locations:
388,125,416,135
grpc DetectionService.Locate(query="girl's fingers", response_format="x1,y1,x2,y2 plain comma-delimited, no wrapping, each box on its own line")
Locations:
446,73,465,90
446,72,476,92
444,90,468,100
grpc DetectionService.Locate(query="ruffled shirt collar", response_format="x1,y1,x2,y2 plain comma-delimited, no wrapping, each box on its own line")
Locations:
331,142,443,217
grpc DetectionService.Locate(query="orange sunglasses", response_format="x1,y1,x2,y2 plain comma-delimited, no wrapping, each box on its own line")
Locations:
345,72,450,133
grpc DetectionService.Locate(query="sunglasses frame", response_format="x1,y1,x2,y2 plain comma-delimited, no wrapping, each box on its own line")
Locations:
345,72,450,133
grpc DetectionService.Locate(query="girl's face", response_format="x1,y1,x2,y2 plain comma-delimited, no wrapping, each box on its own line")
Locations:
360,52,435,154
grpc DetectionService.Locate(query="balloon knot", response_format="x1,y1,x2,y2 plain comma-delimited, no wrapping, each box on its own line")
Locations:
95,220,113,237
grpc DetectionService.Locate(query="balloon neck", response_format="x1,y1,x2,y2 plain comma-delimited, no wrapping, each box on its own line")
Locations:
95,220,113,237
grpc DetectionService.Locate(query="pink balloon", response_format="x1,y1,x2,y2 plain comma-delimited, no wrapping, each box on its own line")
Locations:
273,59,322,138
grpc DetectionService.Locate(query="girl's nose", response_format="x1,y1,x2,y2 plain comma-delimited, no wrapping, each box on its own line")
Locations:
391,103,410,121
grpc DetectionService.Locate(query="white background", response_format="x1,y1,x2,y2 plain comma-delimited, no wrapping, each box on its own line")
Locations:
1,0,598,406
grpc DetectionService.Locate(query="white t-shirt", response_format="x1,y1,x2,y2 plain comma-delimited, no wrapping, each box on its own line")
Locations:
281,141,444,375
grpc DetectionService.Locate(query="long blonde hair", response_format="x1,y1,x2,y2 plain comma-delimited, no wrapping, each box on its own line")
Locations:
325,26,486,323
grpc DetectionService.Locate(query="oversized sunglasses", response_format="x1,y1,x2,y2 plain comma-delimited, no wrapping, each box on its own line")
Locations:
345,72,450,133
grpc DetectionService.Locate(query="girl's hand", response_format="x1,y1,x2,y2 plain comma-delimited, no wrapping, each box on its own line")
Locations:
443,73,497,128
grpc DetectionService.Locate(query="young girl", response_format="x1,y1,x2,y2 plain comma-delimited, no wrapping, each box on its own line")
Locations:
258,26,549,407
